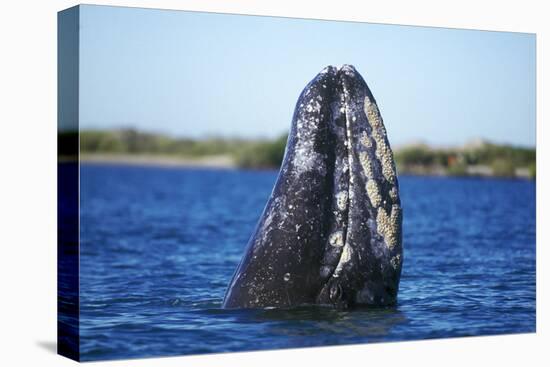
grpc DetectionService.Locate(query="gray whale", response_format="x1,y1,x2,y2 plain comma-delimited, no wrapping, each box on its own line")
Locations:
223,65,403,309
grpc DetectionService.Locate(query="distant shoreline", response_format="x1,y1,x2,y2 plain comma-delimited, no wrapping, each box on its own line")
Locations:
78,153,237,169
70,153,535,180
64,129,535,176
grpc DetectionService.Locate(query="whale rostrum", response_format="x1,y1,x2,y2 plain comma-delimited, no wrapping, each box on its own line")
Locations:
223,65,403,309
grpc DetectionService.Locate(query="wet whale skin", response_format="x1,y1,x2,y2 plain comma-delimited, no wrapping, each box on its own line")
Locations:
223,65,402,309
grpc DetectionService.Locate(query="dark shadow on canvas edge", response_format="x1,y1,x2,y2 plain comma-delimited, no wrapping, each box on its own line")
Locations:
36,340,57,354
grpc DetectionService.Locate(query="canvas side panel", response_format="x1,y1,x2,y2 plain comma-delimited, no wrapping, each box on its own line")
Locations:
57,5,80,362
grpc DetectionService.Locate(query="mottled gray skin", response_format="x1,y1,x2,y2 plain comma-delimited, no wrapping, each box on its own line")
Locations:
223,65,403,309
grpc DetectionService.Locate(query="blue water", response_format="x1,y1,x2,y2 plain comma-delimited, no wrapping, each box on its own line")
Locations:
78,164,536,361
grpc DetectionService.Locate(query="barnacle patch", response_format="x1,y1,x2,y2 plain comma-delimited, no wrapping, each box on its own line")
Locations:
336,191,348,211
329,231,344,247
364,96,396,184
366,180,382,208
376,204,402,250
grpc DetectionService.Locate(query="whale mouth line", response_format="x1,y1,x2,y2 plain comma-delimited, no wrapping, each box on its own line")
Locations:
320,68,355,286
339,83,354,270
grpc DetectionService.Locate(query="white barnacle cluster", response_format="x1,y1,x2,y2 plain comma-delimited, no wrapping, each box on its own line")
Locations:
358,148,383,210
366,180,382,208
292,118,325,175
360,96,402,251
357,127,387,211
343,109,355,186
376,204,402,250
333,243,352,277
358,151,374,179
341,159,349,174
293,144,325,175
359,130,373,149
364,96,396,185
305,97,322,114
390,254,401,270
335,191,348,211
329,231,344,247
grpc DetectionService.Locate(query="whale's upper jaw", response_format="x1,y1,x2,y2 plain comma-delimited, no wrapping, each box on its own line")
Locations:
222,65,402,309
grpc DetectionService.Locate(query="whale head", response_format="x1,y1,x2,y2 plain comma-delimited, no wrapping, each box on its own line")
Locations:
223,65,403,309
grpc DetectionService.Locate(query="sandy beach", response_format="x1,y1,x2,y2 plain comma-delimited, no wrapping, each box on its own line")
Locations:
79,154,237,169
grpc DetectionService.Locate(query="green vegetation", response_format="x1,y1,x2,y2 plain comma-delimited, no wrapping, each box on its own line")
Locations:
394,141,535,179
75,129,535,178
446,162,468,177
491,159,516,177
394,145,449,167
528,162,536,178
78,129,287,169
233,134,288,169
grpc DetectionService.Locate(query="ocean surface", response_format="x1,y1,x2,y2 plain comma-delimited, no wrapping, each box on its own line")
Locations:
78,163,536,361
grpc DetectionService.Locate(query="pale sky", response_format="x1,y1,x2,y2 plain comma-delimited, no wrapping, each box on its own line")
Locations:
76,5,536,147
